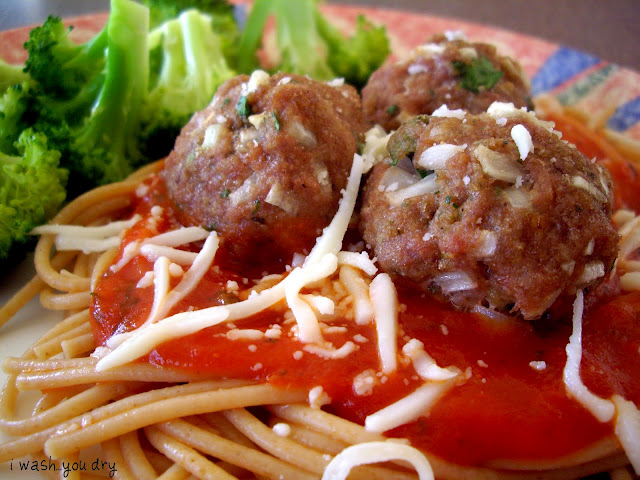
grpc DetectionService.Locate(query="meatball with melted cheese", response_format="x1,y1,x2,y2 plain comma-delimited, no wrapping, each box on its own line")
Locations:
163,71,367,268
359,103,619,320
362,32,531,131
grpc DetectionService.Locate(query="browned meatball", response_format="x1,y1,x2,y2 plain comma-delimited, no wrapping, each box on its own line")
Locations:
362,32,531,131
163,71,367,268
359,103,619,320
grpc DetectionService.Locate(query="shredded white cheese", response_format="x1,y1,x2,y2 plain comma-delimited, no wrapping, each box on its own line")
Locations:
612,395,640,475
337,251,377,276
322,441,434,480
510,124,534,161
369,273,398,374
309,386,331,409
272,423,291,437
365,380,456,433
402,339,460,381
339,266,375,325
562,290,615,422
97,154,364,370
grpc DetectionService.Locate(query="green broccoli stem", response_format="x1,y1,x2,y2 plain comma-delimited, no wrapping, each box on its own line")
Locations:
74,0,149,184
236,0,274,73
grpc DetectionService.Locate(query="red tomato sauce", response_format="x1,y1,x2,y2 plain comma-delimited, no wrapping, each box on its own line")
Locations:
91,128,640,467
543,111,640,213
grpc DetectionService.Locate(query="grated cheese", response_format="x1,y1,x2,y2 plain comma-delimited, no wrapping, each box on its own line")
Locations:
612,395,640,475
303,341,356,360
562,290,615,422
510,124,534,160
402,339,460,381
140,245,198,265
369,273,398,374
365,380,456,433
31,215,141,239
337,251,377,276
106,232,220,350
322,441,434,480
97,154,364,370
272,423,292,437
339,266,375,325
309,386,331,409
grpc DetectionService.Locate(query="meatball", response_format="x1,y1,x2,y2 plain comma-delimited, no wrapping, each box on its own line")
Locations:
362,32,531,131
359,103,619,320
163,71,367,268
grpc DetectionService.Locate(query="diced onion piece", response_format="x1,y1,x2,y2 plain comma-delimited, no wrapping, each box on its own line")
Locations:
201,124,226,148
265,182,299,215
571,175,607,203
413,43,445,58
229,175,257,206
248,112,268,129
476,230,497,257
434,271,477,293
417,143,466,170
386,174,438,206
238,127,258,147
459,46,478,60
474,144,525,183
286,120,317,148
378,162,421,193
242,69,269,95
577,261,605,285
620,272,640,292
504,186,531,209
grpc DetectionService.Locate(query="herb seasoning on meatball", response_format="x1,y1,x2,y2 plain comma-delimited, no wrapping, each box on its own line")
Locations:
362,32,532,131
163,71,367,269
359,103,619,320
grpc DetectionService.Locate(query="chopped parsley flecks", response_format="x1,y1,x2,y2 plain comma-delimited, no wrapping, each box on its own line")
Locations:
236,95,252,118
453,56,503,93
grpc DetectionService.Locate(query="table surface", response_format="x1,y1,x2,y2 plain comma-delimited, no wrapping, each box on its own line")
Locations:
0,0,638,71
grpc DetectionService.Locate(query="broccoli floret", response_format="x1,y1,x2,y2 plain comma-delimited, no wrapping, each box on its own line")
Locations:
0,83,34,155
0,129,68,259
316,13,390,89
140,0,234,27
236,0,390,87
141,0,239,61
21,0,150,187
24,16,108,100
0,59,29,91
138,9,236,160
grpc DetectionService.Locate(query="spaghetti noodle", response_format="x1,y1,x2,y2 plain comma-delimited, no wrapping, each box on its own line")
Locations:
0,99,640,479
1,98,640,480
